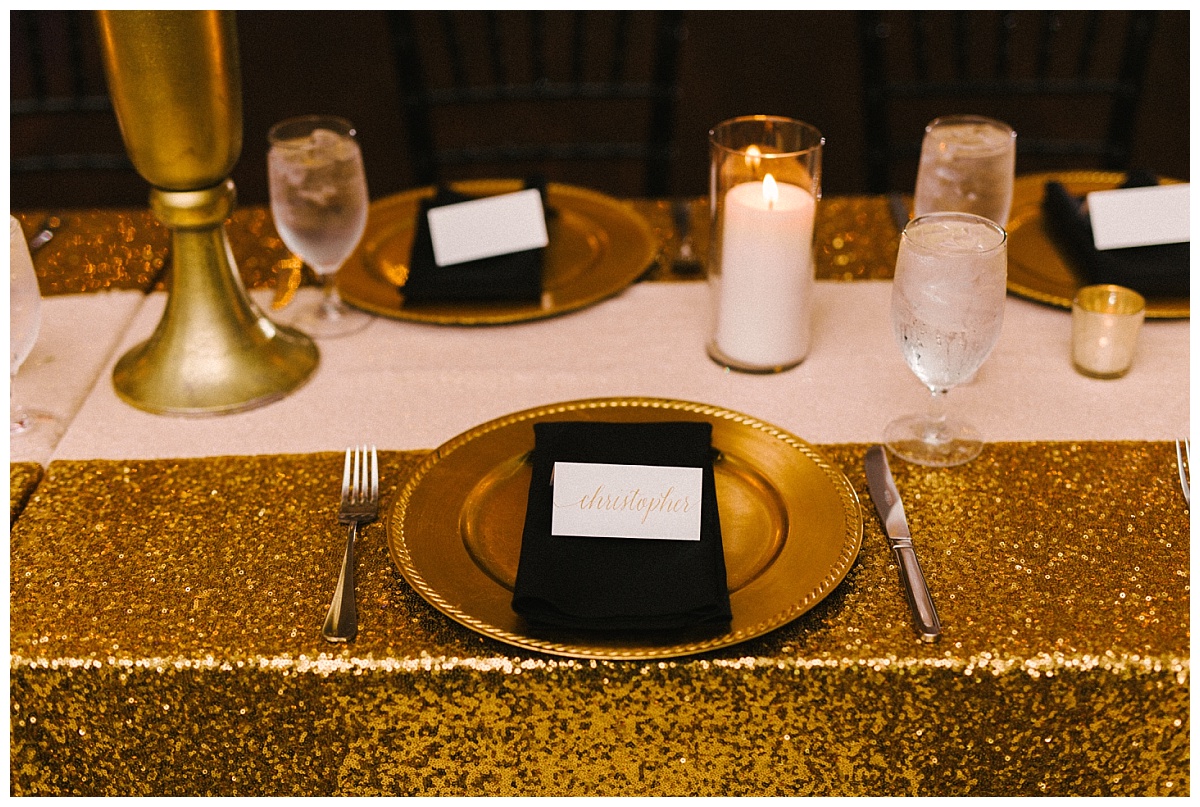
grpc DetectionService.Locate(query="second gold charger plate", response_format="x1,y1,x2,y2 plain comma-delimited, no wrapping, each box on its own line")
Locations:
1006,170,1188,319
338,180,657,325
388,397,863,660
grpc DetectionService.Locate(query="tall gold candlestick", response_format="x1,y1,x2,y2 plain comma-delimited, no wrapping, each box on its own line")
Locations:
96,10,318,415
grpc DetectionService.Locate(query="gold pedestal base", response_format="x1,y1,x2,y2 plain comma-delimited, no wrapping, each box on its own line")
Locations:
113,182,319,416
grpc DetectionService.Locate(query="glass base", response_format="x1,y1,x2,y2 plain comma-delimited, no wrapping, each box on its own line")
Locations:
12,407,59,436
281,296,372,339
11,407,63,458
884,413,983,467
706,341,805,374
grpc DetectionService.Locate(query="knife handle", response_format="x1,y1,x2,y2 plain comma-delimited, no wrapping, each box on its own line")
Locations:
892,544,941,642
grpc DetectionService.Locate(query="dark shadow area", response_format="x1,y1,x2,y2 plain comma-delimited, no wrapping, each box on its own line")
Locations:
10,10,1189,209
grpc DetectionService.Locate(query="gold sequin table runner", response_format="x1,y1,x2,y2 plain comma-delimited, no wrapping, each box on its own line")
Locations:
10,442,1188,796
12,195,901,297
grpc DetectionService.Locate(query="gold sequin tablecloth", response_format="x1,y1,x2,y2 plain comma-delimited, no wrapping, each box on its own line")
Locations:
9,462,43,522
10,442,1189,796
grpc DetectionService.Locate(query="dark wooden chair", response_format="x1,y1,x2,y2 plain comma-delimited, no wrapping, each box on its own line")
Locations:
10,10,141,207
387,10,686,197
859,10,1158,193
10,10,124,170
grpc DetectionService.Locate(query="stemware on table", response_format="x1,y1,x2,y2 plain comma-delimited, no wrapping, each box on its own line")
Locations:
10,215,61,445
913,114,1016,227
885,212,1008,467
268,114,372,338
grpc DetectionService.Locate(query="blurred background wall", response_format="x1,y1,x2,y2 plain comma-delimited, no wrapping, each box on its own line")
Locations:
10,10,1190,209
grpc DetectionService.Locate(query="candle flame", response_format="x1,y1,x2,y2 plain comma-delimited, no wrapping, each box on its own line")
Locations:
762,173,778,209
744,144,762,171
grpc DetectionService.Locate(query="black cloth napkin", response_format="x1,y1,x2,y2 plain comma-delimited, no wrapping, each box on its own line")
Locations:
1042,170,1189,297
403,179,549,303
512,420,732,632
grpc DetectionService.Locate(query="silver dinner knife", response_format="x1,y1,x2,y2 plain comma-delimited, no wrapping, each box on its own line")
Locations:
864,445,942,642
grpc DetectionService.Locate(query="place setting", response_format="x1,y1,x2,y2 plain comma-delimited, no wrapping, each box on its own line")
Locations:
335,178,658,325
386,396,862,660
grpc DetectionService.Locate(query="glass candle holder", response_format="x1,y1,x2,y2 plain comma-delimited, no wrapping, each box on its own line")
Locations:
707,116,823,373
1071,284,1145,378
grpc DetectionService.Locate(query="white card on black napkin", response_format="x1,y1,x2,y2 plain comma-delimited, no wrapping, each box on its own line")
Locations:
427,188,549,267
1087,184,1190,250
550,461,703,542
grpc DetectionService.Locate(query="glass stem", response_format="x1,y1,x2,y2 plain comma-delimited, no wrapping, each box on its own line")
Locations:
317,273,342,318
925,387,950,444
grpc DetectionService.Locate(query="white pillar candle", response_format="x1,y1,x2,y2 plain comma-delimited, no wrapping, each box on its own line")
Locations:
713,174,815,368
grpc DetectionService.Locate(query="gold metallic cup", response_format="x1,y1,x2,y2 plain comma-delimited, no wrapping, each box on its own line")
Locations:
1071,284,1146,379
96,10,318,415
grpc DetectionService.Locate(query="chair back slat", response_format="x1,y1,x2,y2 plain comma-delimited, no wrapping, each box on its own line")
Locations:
610,12,631,84
1033,13,1058,80
526,11,542,86
995,12,1016,79
952,12,970,79
1076,12,1101,77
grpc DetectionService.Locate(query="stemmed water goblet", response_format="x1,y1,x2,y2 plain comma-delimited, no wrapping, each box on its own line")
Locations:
913,114,1016,227
268,115,371,338
885,212,1008,467
10,216,61,445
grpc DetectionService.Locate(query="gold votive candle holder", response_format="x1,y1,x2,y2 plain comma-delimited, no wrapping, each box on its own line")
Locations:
1071,284,1146,379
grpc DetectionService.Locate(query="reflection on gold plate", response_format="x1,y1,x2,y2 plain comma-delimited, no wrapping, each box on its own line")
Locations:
338,180,657,325
1007,171,1188,319
387,398,863,660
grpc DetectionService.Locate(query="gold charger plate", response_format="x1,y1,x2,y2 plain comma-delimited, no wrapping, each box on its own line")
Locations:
387,397,863,660
338,180,657,325
1007,170,1188,319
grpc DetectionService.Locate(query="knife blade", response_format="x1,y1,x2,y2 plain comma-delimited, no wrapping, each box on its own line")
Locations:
864,444,942,642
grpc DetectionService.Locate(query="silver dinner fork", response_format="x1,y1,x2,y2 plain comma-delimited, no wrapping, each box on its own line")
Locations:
1175,439,1190,506
322,445,379,643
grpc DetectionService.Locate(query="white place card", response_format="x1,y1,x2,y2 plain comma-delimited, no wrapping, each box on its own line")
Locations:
427,188,549,267
1087,184,1190,250
550,461,703,542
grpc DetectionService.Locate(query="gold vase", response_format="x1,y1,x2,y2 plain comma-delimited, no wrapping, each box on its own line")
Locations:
96,10,318,416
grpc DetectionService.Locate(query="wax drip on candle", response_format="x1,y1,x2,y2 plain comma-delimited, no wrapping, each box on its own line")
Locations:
762,174,778,210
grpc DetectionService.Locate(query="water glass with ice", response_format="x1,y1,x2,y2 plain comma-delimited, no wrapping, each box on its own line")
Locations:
885,212,1008,467
268,115,371,338
913,115,1016,227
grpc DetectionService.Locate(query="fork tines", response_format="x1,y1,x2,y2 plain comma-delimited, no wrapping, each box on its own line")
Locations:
342,444,378,506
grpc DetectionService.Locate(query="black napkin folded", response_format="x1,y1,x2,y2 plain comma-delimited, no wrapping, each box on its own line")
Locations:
1042,170,1189,298
512,420,732,632
403,179,549,304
